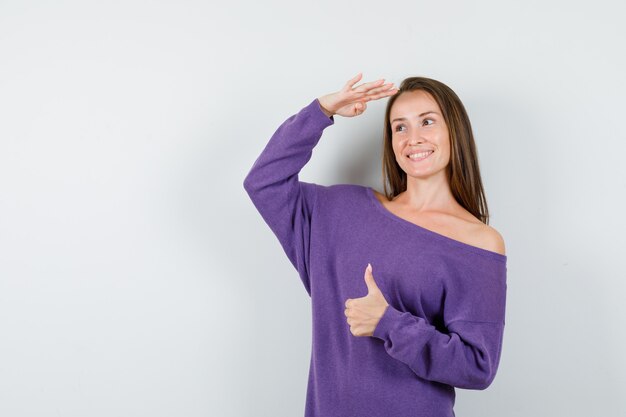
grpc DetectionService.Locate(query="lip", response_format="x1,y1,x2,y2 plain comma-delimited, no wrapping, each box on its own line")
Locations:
406,150,434,162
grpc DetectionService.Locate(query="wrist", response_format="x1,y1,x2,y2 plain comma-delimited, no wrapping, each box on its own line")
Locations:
317,97,335,118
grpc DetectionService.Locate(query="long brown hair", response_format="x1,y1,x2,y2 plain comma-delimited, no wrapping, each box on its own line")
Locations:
381,76,491,224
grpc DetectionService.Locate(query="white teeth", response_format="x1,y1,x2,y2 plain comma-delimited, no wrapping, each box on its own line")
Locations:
408,151,433,160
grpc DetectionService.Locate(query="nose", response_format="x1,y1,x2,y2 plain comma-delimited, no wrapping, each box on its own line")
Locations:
409,135,424,145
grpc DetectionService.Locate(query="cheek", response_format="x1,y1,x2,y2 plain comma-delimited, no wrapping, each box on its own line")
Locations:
438,133,451,154
440,144,452,166
393,144,406,162
391,140,401,155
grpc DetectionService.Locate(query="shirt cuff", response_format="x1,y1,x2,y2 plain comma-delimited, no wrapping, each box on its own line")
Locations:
312,98,335,123
372,303,404,341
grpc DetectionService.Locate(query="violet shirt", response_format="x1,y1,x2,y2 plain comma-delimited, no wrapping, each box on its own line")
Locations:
243,98,507,417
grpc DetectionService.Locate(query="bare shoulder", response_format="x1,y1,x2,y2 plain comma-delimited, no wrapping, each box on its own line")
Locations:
451,206,507,256
477,224,506,256
371,188,506,255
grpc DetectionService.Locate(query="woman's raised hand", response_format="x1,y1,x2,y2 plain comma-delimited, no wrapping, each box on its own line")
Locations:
318,72,399,118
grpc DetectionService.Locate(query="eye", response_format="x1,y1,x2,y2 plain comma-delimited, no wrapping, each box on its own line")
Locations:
394,124,406,132
423,118,434,126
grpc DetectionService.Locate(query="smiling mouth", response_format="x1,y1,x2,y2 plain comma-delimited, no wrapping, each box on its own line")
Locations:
407,150,434,161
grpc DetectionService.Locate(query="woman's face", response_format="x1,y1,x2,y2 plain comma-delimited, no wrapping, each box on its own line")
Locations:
389,90,450,180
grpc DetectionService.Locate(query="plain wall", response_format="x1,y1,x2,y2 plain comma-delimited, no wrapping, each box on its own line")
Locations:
1,1,624,416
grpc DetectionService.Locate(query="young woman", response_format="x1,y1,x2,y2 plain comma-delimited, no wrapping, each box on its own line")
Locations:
243,73,507,417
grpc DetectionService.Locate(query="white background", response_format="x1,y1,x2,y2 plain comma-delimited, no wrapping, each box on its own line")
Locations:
1,1,625,416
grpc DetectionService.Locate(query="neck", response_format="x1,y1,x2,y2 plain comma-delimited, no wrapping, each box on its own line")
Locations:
395,171,456,213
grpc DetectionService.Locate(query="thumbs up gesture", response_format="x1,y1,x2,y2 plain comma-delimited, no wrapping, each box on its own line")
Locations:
344,263,390,337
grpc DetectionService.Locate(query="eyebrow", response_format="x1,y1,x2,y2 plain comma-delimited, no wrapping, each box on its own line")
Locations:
391,111,440,124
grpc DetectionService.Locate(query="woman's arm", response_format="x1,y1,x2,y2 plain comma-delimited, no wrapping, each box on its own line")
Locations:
243,98,334,295
371,262,507,390
243,73,398,294
373,307,505,390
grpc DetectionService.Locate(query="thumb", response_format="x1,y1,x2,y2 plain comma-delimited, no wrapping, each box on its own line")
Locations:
355,101,367,115
364,263,379,293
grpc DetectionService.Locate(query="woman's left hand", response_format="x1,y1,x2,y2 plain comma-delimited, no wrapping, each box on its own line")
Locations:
344,263,390,337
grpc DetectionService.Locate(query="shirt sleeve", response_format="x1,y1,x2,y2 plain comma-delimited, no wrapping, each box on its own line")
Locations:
372,259,507,390
242,98,335,296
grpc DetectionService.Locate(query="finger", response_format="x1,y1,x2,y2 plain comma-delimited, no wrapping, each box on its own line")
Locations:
348,84,393,102
362,84,399,101
361,83,396,99
353,101,367,116
364,88,399,102
364,263,377,292
352,78,386,94
346,72,363,89
345,298,351,308
368,82,396,95
364,262,370,278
